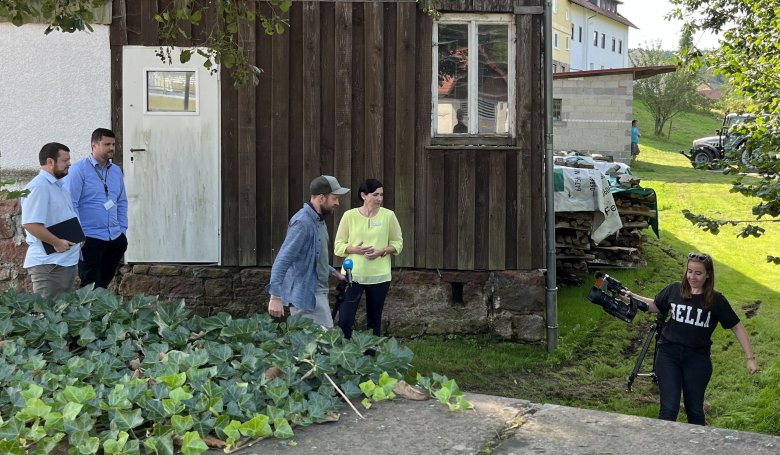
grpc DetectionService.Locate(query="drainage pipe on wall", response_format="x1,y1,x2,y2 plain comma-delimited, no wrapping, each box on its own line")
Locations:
544,0,558,352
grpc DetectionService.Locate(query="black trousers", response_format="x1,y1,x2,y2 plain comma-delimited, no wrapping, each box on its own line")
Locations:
79,234,128,289
655,342,713,425
337,281,391,339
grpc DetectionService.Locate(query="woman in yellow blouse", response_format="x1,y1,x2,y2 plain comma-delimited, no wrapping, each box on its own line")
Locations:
334,179,403,339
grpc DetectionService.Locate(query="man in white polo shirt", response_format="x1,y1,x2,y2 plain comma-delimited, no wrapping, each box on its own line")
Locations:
21,142,82,298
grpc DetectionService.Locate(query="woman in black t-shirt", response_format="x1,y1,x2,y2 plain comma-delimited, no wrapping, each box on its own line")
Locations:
624,252,759,425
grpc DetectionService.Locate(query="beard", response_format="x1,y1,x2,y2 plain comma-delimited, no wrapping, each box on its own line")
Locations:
53,168,69,179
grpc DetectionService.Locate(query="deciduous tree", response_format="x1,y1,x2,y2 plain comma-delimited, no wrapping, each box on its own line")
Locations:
631,39,708,136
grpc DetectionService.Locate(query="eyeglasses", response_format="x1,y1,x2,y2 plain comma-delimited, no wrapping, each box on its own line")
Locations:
688,252,710,261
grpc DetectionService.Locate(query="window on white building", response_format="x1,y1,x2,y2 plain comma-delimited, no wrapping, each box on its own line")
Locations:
612,37,616,52
601,33,605,48
565,36,569,50
579,26,582,42
593,30,598,46
554,32,559,49
619,40,623,54
433,14,515,136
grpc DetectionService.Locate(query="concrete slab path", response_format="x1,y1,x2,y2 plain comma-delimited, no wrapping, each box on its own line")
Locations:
209,393,779,454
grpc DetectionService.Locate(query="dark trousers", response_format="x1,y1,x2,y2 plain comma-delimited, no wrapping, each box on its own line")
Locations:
655,342,713,425
79,234,128,289
337,281,391,339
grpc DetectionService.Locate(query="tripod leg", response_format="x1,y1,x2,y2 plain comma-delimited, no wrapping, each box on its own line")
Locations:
626,322,657,391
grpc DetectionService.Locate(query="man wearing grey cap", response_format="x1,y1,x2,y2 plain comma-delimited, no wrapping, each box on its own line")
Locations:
266,175,350,327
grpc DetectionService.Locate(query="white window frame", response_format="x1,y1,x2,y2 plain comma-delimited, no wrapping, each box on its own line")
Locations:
432,14,516,137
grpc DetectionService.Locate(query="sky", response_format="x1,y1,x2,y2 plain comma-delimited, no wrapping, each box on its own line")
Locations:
618,0,721,50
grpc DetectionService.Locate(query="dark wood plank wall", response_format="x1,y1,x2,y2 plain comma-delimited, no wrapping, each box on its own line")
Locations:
109,0,545,271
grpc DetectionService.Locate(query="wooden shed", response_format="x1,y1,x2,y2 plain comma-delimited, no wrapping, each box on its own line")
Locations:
109,0,545,271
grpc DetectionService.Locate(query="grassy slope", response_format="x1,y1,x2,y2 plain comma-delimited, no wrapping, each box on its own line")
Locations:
405,103,780,434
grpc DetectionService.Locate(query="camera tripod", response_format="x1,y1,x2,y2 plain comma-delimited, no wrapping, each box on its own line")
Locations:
626,313,666,392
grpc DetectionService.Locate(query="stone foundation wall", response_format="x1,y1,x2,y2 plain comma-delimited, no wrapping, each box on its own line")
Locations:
0,200,546,342
115,265,546,342
0,200,31,292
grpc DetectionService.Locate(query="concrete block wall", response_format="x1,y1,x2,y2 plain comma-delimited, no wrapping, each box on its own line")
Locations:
553,74,634,164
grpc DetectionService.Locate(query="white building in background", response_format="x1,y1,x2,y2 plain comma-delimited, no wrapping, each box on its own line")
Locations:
0,23,111,178
569,0,635,71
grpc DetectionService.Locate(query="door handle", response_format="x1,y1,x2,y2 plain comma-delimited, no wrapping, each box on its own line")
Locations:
130,148,146,152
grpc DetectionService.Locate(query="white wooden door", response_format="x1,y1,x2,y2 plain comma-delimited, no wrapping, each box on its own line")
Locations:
122,46,220,263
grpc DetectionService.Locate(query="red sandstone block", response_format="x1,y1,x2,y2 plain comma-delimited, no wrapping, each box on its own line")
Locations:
0,239,27,262
0,200,20,217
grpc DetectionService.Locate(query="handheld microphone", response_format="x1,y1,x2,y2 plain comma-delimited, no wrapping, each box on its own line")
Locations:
343,258,353,287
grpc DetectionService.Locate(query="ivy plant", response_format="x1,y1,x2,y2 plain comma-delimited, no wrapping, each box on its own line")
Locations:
0,287,468,454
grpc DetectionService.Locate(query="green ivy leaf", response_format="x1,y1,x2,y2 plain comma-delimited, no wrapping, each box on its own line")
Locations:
0,418,23,440
265,405,285,422
191,413,216,437
159,372,187,389
434,387,452,405
144,433,174,455
162,398,185,416
171,414,194,435
182,349,210,369
359,379,376,397
181,431,209,455
239,414,272,439
0,440,26,455
44,411,64,432
265,378,290,405
361,397,372,409
456,395,474,410
75,436,100,454
222,420,242,445
62,385,97,404
272,417,294,439
77,325,97,346
109,409,144,431
330,343,365,371
21,383,44,401
206,342,233,364
200,312,232,333
30,432,65,455
102,431,129,454
169,386,194,402
18,398,52,421
62,402,83,421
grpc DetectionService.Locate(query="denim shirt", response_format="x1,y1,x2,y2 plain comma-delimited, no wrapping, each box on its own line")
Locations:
267,203,336,311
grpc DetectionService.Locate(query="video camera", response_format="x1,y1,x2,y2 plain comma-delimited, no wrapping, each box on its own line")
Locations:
586,271,648,323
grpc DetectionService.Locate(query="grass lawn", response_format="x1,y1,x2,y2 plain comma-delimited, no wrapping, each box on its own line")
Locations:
404,105,780,435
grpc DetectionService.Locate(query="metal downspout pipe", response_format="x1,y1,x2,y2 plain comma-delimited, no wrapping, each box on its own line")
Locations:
544,0,558,351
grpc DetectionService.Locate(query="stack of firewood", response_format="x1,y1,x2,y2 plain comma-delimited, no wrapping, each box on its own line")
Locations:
555,212,595,284
589,191,657,269
554,191,657,284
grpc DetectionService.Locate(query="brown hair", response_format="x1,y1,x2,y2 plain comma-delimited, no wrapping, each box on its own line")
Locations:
681,253,716,309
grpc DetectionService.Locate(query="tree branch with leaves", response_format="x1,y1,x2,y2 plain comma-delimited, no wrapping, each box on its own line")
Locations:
670,0,780,263
3,0,442,86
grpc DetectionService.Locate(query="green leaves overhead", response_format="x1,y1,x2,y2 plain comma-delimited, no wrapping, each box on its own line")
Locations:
671,0,780,258
0,287,453,454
